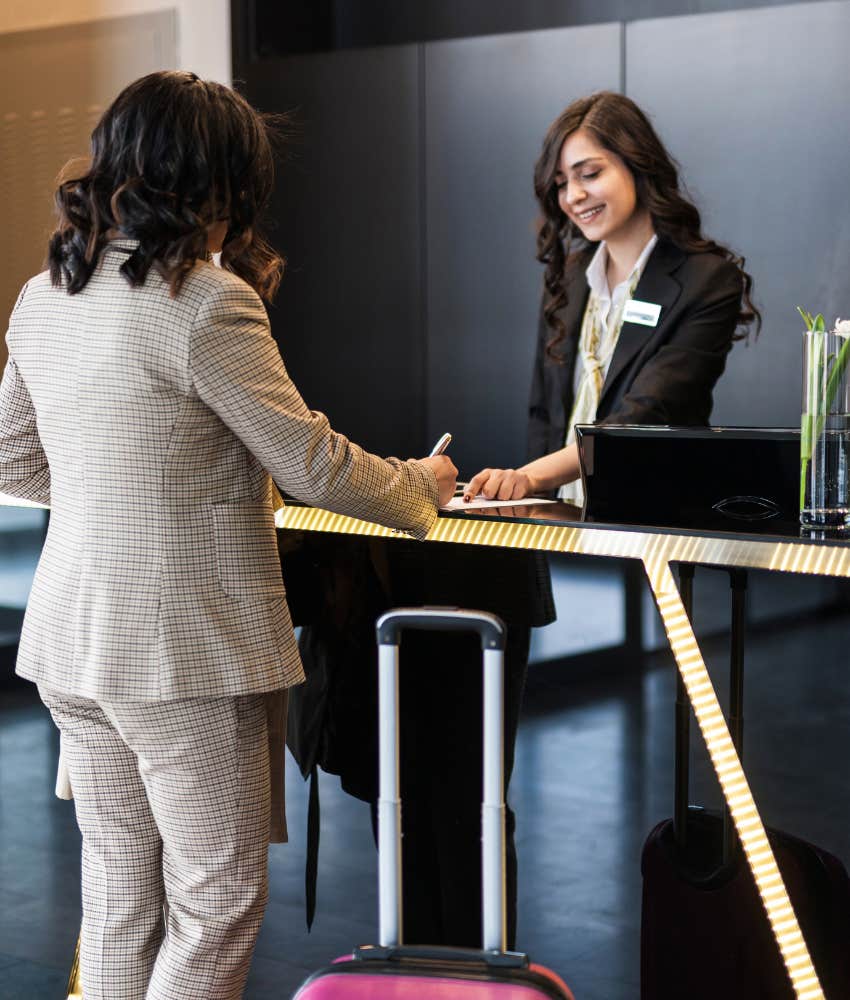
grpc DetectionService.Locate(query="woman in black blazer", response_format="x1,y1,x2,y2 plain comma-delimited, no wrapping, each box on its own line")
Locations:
526,242,746,461
297,93,760,956
468,91,760,501
401,92,761,952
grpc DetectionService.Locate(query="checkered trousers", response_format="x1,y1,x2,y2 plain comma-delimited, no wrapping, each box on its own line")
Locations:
40,686,271,1000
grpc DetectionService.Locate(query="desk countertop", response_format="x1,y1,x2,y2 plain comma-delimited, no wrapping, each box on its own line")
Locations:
438,499,850,548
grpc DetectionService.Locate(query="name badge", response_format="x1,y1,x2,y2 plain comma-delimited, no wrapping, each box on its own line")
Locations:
623,299,661,327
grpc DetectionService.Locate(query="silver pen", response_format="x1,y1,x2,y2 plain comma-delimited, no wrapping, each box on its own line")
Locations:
428,432,452,457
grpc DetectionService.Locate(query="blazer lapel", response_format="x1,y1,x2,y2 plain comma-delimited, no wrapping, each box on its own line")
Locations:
600,241,685,404
552,268,591,406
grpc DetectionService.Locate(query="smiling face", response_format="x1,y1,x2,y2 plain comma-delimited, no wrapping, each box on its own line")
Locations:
556,128,648,248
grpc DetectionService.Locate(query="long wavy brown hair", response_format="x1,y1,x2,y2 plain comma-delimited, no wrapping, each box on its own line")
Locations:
534,91,760,359
48,71,284,301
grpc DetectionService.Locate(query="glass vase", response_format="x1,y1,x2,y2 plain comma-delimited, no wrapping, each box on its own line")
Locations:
800,328,850,528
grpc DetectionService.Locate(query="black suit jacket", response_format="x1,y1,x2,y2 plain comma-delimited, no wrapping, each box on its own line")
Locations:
528,240,743,461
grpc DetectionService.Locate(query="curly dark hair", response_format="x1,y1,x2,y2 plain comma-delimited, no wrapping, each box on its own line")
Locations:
48,71,284,301
534,91,760,359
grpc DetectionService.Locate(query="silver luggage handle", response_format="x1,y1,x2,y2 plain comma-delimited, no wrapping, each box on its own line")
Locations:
376,606,505,649
375,607,507,954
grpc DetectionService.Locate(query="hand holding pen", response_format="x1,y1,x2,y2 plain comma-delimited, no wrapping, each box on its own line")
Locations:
420,433,457,507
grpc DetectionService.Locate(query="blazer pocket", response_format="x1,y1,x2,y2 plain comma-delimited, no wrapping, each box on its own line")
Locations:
212,501,286,602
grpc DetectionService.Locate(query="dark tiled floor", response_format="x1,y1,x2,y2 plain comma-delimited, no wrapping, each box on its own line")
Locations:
2,603,850,999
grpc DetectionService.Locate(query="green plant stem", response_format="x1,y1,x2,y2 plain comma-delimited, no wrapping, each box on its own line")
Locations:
823,335,850,423
800,331,850,510
801,332,822,508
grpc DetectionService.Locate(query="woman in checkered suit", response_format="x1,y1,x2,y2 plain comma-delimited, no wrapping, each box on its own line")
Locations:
0,71,456,1000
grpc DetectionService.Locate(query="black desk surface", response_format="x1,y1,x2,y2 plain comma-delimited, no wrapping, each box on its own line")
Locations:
440,499,850,548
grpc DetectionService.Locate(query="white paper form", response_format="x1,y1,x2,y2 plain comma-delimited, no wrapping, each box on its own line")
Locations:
441,496,557,511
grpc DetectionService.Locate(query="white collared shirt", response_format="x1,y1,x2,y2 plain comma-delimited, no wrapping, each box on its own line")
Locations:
572,233,659,396
560,233,658,506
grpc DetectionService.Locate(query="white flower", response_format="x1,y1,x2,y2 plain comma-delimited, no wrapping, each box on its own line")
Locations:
835,318,850,338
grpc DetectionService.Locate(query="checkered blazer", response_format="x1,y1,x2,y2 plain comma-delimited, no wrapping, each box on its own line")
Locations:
0,241,438,702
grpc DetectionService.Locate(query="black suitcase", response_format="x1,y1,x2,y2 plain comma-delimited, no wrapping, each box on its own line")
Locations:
640,568,850,1000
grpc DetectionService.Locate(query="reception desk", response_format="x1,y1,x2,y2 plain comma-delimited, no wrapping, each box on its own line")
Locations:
61,497,845,1000
271,498,848,1000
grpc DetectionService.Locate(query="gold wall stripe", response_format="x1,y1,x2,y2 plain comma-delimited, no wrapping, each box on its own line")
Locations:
644,554,823,1000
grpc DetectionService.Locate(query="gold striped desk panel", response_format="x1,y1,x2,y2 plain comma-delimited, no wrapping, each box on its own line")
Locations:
275,503,850,581
273,504,845,1000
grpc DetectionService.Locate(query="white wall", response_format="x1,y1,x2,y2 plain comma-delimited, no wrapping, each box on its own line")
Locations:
0,0,231,83
0,0,231,366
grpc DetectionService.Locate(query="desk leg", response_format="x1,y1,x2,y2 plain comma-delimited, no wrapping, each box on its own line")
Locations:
643,554,823,1000
66,935,81,999
673,563,695,848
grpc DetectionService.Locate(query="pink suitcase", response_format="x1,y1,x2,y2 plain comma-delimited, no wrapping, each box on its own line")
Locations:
293,607,575,999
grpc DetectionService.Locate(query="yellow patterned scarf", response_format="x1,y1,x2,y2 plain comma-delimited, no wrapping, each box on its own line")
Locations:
559,273,640,504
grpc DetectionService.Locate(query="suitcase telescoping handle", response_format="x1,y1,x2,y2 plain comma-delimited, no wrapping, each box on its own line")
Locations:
375,607,507,954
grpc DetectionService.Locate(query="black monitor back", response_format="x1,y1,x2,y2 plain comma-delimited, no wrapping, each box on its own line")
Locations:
575,425,800,533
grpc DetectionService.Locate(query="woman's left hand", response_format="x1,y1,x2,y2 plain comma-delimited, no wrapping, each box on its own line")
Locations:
463,468,535,502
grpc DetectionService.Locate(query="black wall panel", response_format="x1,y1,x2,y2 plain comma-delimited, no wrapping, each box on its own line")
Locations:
246,47,424,457
236,1,850,464
423,25,622,475
234,0,824,57
626,1,850,427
